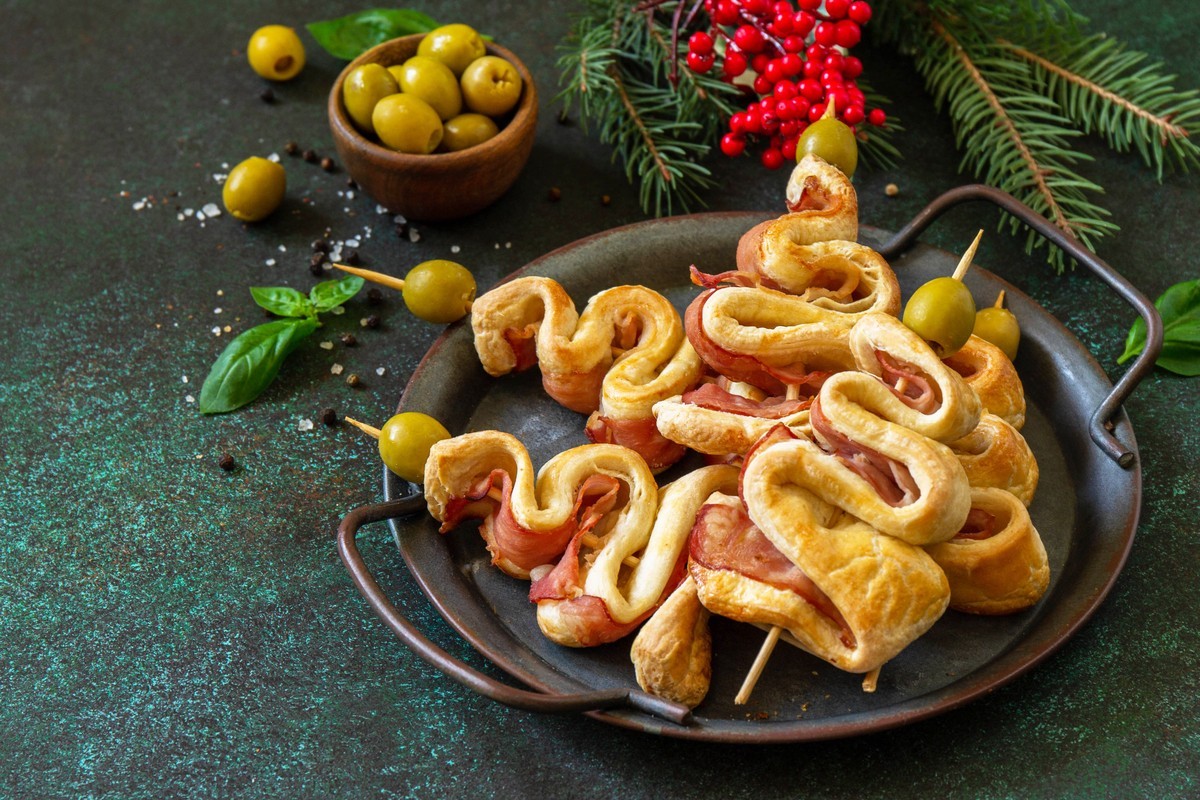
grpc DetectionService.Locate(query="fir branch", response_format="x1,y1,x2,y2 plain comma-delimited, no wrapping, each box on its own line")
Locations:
1004,35,1200,178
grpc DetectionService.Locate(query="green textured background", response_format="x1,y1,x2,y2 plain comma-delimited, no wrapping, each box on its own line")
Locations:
3,1,1198,797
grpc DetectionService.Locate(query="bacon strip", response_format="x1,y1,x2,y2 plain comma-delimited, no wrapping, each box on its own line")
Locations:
684,289,832,395
689,264,781,292
785,175,833,213
809,398,920,507
441,471,621,574
681,382,812,420
584,413,687,472
689,500,854,648
954,508,998,541
876,350,939,414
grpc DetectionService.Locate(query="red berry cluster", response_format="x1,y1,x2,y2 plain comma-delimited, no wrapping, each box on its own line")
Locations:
685,0,887,169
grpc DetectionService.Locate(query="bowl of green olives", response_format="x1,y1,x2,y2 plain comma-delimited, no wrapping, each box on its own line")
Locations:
328,31,538,222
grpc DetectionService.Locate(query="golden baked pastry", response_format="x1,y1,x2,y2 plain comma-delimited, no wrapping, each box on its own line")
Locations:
690,489,949,674
424,430,657,580
924,487,1050,614
470,276,701,469
630,575,712,709
533,465,738,648
944,334,1027,429
949,412,1040,505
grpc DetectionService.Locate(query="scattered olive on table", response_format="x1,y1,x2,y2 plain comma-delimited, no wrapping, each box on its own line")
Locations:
247,25,306,81
222,156,286,221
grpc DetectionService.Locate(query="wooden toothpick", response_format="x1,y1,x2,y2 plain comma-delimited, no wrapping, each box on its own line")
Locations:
951,229,985,282
735,624,782,705
332,263,406,292
343,416,382,439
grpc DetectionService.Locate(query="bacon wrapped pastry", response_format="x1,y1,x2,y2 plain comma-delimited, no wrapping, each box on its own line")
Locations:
944,334,1026,430
424,430,657,580
925,487,1050,614
630,575,713,708
533,465,738,648
470,277,701,469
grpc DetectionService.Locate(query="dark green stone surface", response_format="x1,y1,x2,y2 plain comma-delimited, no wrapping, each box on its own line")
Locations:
2,1,1197,797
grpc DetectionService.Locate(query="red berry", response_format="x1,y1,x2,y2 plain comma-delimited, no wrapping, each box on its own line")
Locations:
814,22,836,47
842,105,865,125
729,111,748,134
742,0,770,14
798,79,823,100
721,133,746,157
848,1,873,24
764,58,785,83
743,107,763,133
826,88,848,110
843,55,864,78
723,51,748,77
868,108,887,126
782,34,806,54
793,11,815,37
798,0,821,10
773,1,793,15
788,96,811,119
824,53,844,72
751,53,770,73
734,25,766,53
781,53,803,77
802,59,821,78
781,137,798,160
821,70,844,86
825,0,851,19
753,74,772,94
761,148,785,169
806,44,828,64
712,0,739,25
689,31,714,55
773,79,797,99
780,119,799,137
808,102,827,122
835,20,862,47
687,51,715,73
770,13,793,35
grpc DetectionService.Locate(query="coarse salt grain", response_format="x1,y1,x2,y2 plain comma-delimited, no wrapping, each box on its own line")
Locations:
268,153,280,162
185,394,195,403
211,326,221,336
277,244,287,252
201,202,221,218
297,418,314,432
182,375,189,383
319,341,334,350
376,204,389,214
265,258,276,266
408,227,421,242
346,238,360,248
223,325,231,332
214,307,223,314
451,245,461,253
330,364,344,375
376,367,386,376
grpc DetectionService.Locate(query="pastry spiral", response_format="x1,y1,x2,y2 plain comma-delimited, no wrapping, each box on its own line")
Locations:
944,334,1027,429
949,412,1040,505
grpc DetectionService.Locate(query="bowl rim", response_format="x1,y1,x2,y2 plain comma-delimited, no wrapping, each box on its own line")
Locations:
327,33,538,168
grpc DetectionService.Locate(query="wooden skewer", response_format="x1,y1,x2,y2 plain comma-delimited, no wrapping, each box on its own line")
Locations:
483,487,640,569
951,229,985,282
735,624,782,705
734,380,805,706
343,416,382,439
993,289,1007,309
332,263,474,311
862,666,881,693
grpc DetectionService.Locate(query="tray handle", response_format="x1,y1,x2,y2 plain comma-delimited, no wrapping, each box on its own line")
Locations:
875,184,1163,468
336,493,694,726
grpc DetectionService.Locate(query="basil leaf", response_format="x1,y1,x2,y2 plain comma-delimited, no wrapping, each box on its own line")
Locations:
250,285,315,318
198,318,320,414
1118,278,1200,376
306,9,440,60
310,274,365,313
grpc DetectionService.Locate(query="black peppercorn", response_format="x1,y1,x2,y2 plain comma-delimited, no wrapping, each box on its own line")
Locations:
311,238,330,253
346,373,361,387
366,288,384,306
340,333,357,347
320,157,335,172
284,141,299,156
259,88,275,104
343,250,360,266
548,187,562,202
302,149,317,163
320,407,339,426
218,453,236,471
364,314,380,329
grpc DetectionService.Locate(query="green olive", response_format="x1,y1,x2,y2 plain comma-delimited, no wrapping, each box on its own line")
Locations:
974,303,1021,361
378,412,451,483
440,113,500,151
796,115,858,177
394,56,463,121
222,156,286,222
342,63,400,136
402,260,477,323
247,25,306,81
372,94,443,154
417,24,487,76
460,56,523,117
902,277,977,358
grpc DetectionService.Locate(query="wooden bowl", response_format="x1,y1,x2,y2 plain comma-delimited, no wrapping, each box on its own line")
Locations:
328,35,538,222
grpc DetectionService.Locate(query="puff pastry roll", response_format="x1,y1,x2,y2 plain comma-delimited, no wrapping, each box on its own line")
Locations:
949,413,1039,505
692,487,949,675
630,575,713,708
924,487,1050,615
424,430,657,580
944,334,1027,429
470,276,701,469
532,465,739,647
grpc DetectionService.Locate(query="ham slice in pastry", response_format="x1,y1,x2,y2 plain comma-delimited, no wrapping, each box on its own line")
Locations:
532,465,739,648
944,334,1026,430
925,487,1050,614
470,277,701,469
424,430,657,580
